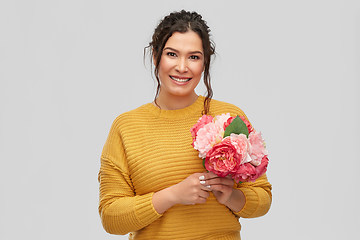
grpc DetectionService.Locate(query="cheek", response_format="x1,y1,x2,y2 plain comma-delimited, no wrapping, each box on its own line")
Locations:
158,58,173,75
192,63,205,77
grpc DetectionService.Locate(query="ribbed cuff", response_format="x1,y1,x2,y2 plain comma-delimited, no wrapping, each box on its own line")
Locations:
134,192,162,226
233,187,259,218
214,232,241,240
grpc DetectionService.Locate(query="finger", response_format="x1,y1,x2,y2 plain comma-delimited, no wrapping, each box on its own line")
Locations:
200,177,234,187
195,197,207,204
208,184,232,193
198,189,210,199
202,172,218,180
200,184,212,191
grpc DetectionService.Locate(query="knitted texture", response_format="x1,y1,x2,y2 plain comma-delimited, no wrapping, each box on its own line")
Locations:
99,96,272,240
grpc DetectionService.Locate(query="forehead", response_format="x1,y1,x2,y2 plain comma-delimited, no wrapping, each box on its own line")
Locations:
164,31,203,52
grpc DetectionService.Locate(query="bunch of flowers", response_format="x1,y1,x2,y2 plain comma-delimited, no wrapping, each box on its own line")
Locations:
190,113,268,183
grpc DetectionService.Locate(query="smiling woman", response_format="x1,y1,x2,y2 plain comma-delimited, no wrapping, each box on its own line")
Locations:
98,10,272,240
155,31,205,110
148,10,215,115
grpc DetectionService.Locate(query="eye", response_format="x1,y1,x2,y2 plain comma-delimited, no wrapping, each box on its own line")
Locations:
189,55,200,60
166,52,177,57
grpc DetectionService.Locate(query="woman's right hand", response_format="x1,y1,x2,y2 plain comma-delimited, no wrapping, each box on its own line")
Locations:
152,172,210,214
170,172,210,205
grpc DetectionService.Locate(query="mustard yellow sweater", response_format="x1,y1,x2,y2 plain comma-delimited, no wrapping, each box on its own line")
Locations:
99,96,272,240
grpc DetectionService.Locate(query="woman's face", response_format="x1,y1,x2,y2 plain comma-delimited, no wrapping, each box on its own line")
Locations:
157,31,204,99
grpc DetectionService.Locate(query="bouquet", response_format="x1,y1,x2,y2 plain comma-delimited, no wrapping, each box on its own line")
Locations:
190,113,268,183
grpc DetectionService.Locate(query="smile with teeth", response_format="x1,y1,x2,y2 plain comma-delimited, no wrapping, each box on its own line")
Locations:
170,76,192,82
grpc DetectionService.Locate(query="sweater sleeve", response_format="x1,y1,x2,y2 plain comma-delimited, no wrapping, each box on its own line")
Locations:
98,119,162,235
232,174,272,218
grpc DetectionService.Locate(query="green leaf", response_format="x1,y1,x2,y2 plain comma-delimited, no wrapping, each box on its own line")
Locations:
224,116,249,138
202,158,206,169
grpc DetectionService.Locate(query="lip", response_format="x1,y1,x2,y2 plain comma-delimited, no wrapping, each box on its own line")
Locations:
169,75,192,85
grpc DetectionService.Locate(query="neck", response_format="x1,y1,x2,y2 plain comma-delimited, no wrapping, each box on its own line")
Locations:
154,91,199,110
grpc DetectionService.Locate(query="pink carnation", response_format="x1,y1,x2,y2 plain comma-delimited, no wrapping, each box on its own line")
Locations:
190,115,213,146
193,122,224,158
248,131,268,166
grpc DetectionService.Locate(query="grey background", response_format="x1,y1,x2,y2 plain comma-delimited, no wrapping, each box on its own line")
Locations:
1,0,359,239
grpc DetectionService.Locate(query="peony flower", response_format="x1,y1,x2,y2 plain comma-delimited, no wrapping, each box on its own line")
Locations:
193,122,224,158
190,115,213,146
223,116,236,129
239,116,254,134
227,133,252,165
232,156,269,183
248,156,269,182
248,131,268,166
204,137,242,177
232,163,256,183
214,113,232,129
224,116,253,133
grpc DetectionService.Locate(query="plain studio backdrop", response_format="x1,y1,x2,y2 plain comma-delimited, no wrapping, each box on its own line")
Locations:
0,1,359,239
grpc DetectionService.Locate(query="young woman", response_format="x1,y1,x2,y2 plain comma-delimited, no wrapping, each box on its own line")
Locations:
99,10,272,240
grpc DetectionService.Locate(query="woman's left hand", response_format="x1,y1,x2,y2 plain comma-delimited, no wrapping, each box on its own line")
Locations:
200,172,234,205
200,172,246,212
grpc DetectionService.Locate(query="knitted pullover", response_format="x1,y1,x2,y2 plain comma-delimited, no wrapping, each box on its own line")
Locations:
99,96,272,240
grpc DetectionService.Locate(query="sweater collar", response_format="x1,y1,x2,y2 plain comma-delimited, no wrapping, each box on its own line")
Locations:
145,95,204,119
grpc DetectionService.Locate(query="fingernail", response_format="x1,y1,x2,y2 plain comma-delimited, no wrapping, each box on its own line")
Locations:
207,185,211,188
200,180,206,184
199,176,205,180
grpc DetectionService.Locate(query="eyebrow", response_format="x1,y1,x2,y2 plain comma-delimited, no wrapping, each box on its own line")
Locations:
163,47,203,55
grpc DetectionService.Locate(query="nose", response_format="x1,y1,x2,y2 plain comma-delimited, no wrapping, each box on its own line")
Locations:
176,57,188,73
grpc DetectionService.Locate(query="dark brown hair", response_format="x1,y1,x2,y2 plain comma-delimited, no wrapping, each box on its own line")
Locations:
145,10,215,115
